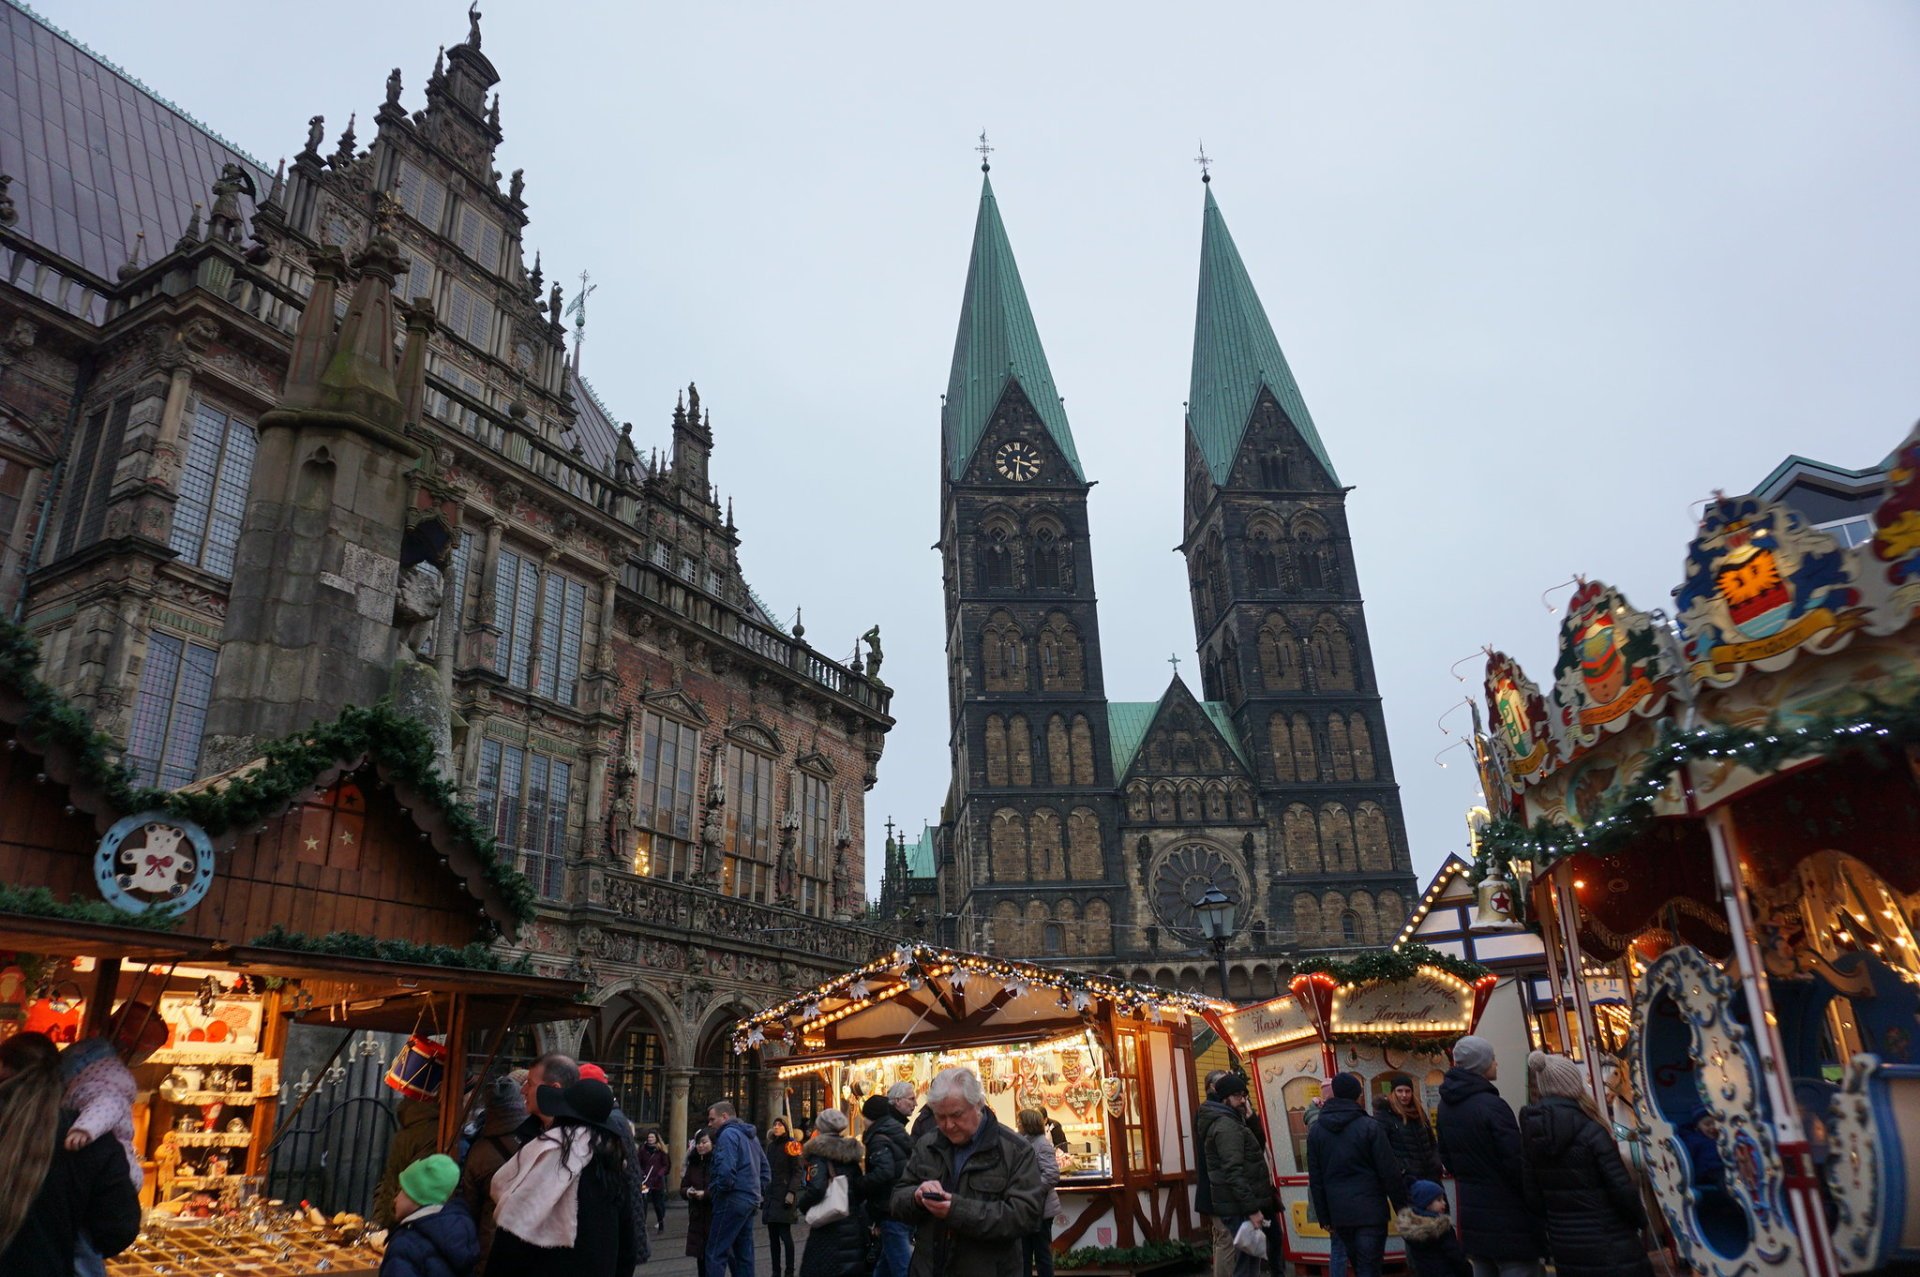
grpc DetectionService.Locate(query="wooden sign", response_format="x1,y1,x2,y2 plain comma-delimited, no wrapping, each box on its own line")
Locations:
1217,993,1318,1054
1330,969,1477,1038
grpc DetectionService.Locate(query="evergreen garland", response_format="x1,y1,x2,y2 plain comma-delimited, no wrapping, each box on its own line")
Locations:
1475,693,1920,885
1054,1241,1209,1272
250,924,534,974
0,619,536,928
0,882,183,931
1295,943,1490,988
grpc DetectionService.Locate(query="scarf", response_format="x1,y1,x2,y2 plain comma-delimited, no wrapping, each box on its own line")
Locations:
491,1125,591,1249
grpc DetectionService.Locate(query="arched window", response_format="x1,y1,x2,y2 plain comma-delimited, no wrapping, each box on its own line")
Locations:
1350,714,1376,780
1047,715,1071,786
1038,613,1084,691
1320,804,1355,872
990,808,1027,882
984,714,1008,786
1042,922,1065,956
1340,911,1360,945
1085,899,1113,955
1270,713,1296,783
1031,808,1064,878
1259,447,1292,489
1220,635,1243,704
1008,715,1033,786
1230,784,1255,820
1356,803,1392,872
1284,804,1319,873
1067,808,1102,878
1152,781,1176,823
1328,715,1353,781
1259,618,1301,692
990,900,1021,953
1249,528,1280,591
1031,524,1065,589
1309,619,1355,691
983,611,1026,691
1178,782,1202,823
613,1009,667,1127
1055,899,1080,956
1292,893,1321,946
1292,714,1318,781
981,525,1015,588
1204,783,1228,822
1070,715,1096,786
1126,783,1148,822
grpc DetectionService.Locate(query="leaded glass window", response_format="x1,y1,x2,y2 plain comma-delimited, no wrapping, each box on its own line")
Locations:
475,738,570,900
168,403,256,578
125,632,217,789
395,160,446,232
723,743,776,901
634,712,699,879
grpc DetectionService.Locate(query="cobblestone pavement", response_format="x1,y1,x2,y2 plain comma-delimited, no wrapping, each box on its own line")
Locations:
635,1202,814,1277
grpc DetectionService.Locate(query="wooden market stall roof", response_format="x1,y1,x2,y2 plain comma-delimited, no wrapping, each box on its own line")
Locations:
735,944,1229,1057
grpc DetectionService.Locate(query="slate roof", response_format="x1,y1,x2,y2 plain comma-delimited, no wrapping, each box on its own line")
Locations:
566,368,621,472
0,1,272,287
943,174,1084,482
1107,682,1250,778
1188,184,1337,486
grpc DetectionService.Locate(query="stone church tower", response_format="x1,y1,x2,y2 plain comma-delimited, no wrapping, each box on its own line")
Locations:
934,175,1417,990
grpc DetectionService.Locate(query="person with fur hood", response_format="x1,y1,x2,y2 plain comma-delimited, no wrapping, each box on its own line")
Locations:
796,1109,867,1277
1395,1180,1469,1277
1518,1052,1653,1277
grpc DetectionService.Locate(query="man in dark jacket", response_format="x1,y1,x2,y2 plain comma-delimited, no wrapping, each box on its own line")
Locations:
1196,1073,1270,1277
890,1066,1044,1277
860,1092,917,1277
1435,1037,1544,1277
1306,1073,1406,1277
708,1099,773,1277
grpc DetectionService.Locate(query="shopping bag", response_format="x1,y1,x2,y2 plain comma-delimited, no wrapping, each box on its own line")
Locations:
805,1171,851,1226
1232,1220,1267,1259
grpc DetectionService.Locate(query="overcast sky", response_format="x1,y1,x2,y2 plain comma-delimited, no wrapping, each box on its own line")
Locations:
45,1,1920,895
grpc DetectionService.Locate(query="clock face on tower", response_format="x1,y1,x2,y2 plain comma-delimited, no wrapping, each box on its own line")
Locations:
995,441,1044,482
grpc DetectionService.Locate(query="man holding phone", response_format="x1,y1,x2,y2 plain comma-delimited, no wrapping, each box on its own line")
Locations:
889,1067,1044,1277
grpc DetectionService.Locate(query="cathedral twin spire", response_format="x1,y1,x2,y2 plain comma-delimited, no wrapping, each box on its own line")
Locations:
944,175,1331,487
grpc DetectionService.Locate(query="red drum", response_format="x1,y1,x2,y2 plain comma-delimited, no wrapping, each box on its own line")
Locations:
384,1035,448,1100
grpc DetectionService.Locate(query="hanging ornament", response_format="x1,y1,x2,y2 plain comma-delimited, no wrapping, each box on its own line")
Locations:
950,967,970,991
849,979,870,1000
1071,989,1092,1013
747,1027,765,1048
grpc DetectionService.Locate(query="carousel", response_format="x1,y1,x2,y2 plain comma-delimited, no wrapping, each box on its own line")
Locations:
1467,422,1920,1277
735,945,1226,1257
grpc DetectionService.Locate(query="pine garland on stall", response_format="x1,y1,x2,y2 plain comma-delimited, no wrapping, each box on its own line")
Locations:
0,619,537,929
1295,943,1490,989
249,924,534,974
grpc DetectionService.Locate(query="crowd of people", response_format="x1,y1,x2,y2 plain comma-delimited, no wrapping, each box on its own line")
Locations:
1185,1036,1656,1277
1,1022,1683,1277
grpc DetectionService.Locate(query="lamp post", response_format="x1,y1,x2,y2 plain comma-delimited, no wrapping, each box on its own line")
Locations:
1193,886,1236,1001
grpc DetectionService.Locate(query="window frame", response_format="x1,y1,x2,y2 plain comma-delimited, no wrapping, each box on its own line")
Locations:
475,737,572,899
633,711,701,880
168,400,257,578
125,631,218,789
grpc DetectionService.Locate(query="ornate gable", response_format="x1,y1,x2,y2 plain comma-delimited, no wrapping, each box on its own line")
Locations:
1124,678,1250,781
643,688,709,726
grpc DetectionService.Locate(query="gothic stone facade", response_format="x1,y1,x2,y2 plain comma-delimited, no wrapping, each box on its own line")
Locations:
0,5,891,1145
929,177,1416,996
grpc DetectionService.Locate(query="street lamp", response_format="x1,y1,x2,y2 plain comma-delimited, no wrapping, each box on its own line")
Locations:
1192,886,1236,1000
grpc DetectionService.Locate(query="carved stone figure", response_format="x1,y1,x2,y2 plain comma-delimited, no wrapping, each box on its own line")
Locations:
862,625,884,680
303,115,325,157
467,2,483,48
547,283,563,326
207,164,252,244
393,561,445,661
385,68,403,107
509,168,525,205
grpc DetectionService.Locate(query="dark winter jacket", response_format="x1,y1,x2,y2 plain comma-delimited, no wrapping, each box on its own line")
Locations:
1374,1097,1444,1183
0,1111,140,1277
798,1134,868,1277
858,1110,915,1221
1395,1205,1470,1277
1195,1100,1271,1218
682,1153,714,1258
763,1130,806,1225
1305,1098,1406,1230
1520,1097,1653,1277
381,1198,481,1277
487,1143,638,1277
1435,1069,1544,1262
378,1099,445,1229
889,1107,1045,1277
636,1141,670,1194
711,1119,773,1205
458,1080,526,1276
1678,1109,1727,1189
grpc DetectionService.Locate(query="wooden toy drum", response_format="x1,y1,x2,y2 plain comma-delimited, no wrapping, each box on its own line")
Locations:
384,1035,447,1100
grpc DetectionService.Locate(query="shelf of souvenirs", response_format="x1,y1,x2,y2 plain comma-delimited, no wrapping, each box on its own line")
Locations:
171,1131,253,1148
161,1089,261,1105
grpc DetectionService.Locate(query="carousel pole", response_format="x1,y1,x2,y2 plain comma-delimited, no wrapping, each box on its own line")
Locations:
1533,876,1580,1057
1703,807,1841,1277
1548,863,1607,1106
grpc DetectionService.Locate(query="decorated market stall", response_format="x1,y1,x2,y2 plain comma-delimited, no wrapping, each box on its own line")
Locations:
1466,421,1920,1277
1207,945,1495,1274
736,945,1226,1258
0,623,583,1277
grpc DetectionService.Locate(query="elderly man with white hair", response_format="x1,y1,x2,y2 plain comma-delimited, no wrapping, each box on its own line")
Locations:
889,1067,1044,1277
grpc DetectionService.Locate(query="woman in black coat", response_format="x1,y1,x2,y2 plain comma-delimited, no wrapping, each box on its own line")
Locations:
683,1130,716,1277
762,1117,805,1277
796,1110,867,1277
1519,1052,1653,1277
1435,1039,1547,1269
1374,1073,1444,1185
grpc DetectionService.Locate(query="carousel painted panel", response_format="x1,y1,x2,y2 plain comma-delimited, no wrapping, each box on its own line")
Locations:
1677,493,1867,691
1860,420,1920,636
1629,945,1802,1277
1515,711,1683,831
1825,1055,1920,1272
1483,650,1563,791
1551,580,1686,758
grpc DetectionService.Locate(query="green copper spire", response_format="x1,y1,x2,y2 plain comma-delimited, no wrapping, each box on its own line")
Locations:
1188,184,1337,486
944,175,1085,482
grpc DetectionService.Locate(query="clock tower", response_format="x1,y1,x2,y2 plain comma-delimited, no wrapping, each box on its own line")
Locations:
939,172,1121,957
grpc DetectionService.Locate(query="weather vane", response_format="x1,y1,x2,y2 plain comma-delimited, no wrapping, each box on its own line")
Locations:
1194,141,1213,184
976,130,994,173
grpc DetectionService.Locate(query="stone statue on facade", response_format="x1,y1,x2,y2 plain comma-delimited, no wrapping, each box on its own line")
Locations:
206,164,253,245
861,625,884,681
385,68,403,108
467,2,484,49
615,422,639,485
302,115,325,159
509,168,526,206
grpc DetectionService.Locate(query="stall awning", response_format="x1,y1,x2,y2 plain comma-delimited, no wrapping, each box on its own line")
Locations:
0,913,219,962
217,945,587,1032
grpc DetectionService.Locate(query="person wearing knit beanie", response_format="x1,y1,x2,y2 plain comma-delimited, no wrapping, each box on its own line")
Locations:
384,1155,479,1277
1527,1051,1587,1103
1516,1053,1654,1277
1450,1035,1497,1078
1306,1070,1406,1277
1330,1072,1363,1101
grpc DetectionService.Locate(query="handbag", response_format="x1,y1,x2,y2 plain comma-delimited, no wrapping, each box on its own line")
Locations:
805,1169,851,1226
1231,1220,1267,1259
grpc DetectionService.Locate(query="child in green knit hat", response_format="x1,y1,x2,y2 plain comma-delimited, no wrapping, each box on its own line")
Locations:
382,1154,478,1277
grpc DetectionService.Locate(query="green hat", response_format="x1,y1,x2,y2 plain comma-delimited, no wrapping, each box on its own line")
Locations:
398,1154,460,1207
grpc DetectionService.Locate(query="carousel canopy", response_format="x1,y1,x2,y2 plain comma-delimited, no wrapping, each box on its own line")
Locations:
734,944,1228,1056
